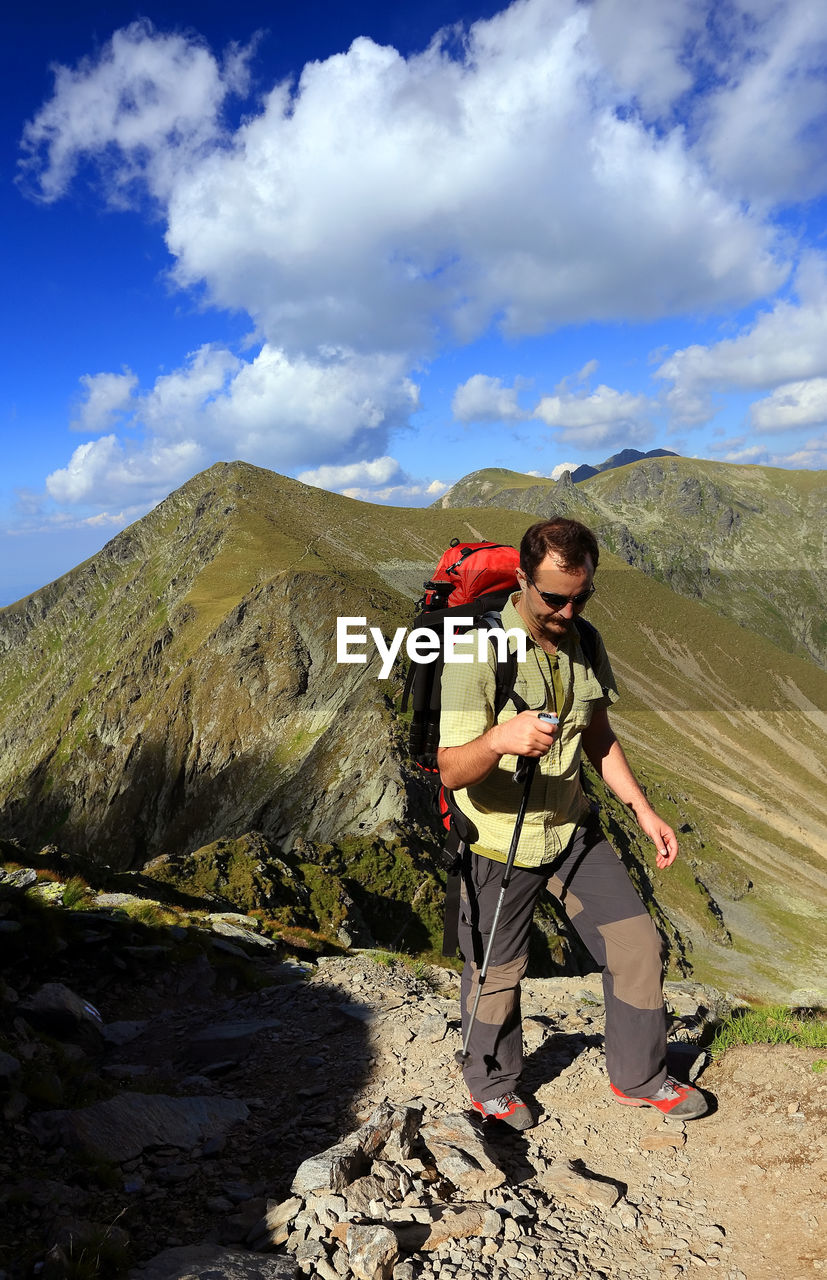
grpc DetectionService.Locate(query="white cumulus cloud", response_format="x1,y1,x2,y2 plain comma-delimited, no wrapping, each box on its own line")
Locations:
46,435,205,506
297,456,447,505
19,20,251,205
657,254,827,425
533,385,653,447
697,1,827,206
590,0,827,207
550,461,583,479
45,345,420,510
19,0,827,513
72,369,138,432
22,1,787,364
749,378,827,433
717,437,827,470
298,457,402,490
452,375,527,423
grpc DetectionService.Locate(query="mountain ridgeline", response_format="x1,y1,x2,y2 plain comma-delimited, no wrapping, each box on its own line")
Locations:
438,455,827,669
1,460,825,999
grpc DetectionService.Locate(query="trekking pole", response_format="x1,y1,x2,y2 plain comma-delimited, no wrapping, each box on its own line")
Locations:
455,712,558,1068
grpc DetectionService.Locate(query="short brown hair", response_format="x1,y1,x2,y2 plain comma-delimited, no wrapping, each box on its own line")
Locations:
520,518,600,577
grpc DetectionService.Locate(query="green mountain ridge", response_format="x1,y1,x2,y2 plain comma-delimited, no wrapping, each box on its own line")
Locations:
1,459,825,1000
436,455,827,668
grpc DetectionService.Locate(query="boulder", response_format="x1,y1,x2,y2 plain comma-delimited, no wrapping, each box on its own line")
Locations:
420,1113,506,1194
346,1225,398,1280
290,1139,368,1195
19,982,104,1049
186,1020,283,1069
0,867,38,890
357,1100,422,1161
209,920,278,949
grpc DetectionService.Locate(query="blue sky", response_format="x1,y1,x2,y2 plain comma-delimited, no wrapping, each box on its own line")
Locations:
2,0,827,605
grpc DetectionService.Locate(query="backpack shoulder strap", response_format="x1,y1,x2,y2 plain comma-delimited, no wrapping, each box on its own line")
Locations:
574,616,608,697
477,609,530,717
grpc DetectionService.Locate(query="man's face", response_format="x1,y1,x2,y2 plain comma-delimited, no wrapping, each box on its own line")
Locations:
516,551,595,643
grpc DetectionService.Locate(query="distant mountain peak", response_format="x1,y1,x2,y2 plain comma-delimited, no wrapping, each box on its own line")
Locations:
566,447,679,483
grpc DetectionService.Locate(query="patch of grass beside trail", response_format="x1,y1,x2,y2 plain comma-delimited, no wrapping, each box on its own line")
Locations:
710,1004,827,1057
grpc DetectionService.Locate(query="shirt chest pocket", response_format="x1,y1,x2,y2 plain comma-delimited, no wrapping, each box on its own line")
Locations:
567,687,604,730
563,657,606,729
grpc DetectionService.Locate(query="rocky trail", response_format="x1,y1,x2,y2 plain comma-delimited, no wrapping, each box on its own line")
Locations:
1,882,825,1280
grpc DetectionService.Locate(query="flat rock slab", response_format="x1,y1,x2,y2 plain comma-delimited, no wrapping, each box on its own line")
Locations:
640,1131,686,1151
30,1093,249,1162
392,1205,502,1251
210,920,277,948
192,1020,283,1043
538,1159,622,1210
206,913,263,931
187,1021,283,1067
247,1195,303,1249
129,1246,297,1280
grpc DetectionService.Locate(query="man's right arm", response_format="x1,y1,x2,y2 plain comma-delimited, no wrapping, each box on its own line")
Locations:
437,712,557,790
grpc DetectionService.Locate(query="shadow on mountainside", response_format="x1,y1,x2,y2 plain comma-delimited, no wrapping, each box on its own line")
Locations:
1,739,334,871
0,728,702,988
0,886,377,1278
0,718,451,957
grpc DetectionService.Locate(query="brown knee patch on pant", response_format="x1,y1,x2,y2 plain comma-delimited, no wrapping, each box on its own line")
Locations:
598,913,664,1009
465,956,527,1026
547,874,584,919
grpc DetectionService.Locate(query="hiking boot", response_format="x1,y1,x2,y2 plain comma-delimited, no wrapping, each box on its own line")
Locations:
470,1091,536,1131
610,1076,708,1119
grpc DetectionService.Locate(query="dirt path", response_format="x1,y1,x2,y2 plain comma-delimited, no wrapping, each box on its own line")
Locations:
680,1044,827,1279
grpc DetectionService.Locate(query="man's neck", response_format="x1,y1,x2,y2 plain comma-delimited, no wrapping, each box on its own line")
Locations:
514,592,559,655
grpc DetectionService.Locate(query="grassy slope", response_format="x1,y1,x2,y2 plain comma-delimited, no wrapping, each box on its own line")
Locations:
438,456,827,668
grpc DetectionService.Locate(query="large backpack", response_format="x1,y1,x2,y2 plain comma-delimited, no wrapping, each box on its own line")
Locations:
402,540,524,773
400,539,599,954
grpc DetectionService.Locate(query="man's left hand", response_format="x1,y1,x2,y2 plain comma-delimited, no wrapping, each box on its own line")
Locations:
636,810,678,868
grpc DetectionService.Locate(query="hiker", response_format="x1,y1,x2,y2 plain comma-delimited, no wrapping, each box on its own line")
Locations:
437,517,708,1130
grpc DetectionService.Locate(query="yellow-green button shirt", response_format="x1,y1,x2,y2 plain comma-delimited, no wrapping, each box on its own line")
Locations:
439,595,619,867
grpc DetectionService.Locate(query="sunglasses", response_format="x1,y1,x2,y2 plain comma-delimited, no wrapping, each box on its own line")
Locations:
526,577,596,611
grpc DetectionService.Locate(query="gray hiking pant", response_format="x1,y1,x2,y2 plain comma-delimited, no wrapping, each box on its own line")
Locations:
458,821,668,1102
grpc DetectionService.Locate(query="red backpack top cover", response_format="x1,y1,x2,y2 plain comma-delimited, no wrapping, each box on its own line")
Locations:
423,542,520,610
